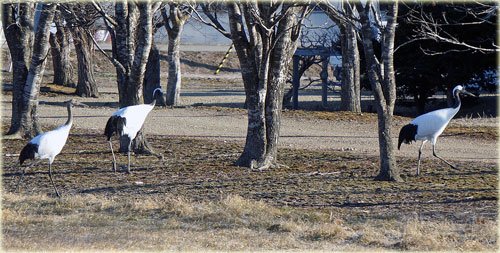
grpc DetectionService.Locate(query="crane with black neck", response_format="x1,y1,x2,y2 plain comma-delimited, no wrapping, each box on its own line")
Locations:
18,100,75,197
398,85,476,175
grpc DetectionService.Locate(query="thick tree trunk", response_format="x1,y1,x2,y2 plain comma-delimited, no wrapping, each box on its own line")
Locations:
20,3,57,138
164,3,190,106
229,3,267,168
229,3,305,169
374,112,398,181
340,23,361,112
113,2,156,154
49,9,74,87
357,1,402,182
72,27,99,97
2,3,34,137
143,43,164,105
323,1,362,113
166,30,183,106
263,10,301,169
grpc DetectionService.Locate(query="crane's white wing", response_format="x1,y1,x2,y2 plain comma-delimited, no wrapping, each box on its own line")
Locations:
31,124,72,162
113,104,154,139
411,107,459,142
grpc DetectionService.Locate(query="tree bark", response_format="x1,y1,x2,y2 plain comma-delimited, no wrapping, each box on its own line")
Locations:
357,1,402,182
340,18,361,112
323,0,362,113
264,8,301,168
72,27,99,97
164,4,191,106
60,3,99,97
112,2,157,154
165,29,183,106
2,3,34,137
20,3,57,138
49,8,74,87
143,43,164,105
228,3,306,169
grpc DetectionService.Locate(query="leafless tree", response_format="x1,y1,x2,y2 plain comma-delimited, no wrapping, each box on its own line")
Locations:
60,2,100,98
402,1,498,55
2,3,35,138
93,1,162,155
317,0,402,181
228,2,310,169
354,0,402,181
162,2,193,106
49,7,74,87
21,3,58,138
322,0,361,112
196,1,310,169
3,3,57,139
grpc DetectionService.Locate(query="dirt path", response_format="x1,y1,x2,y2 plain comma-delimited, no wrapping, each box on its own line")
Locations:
1,89,497,164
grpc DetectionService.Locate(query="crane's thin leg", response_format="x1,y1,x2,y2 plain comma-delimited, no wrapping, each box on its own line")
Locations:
127,141,132,174
109,140,117,172
432,144,457,170
48,162,61,198
15,166,28,193
416,141,426,176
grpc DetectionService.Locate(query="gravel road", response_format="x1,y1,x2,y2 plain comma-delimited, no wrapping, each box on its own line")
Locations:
1,87,497,164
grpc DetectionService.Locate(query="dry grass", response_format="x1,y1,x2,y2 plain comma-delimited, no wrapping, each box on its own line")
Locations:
445,124,498,140
1,124,497,251
2,192,497,251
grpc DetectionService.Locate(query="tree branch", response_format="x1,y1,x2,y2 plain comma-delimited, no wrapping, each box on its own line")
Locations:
84,28,126,74
91,1,117,27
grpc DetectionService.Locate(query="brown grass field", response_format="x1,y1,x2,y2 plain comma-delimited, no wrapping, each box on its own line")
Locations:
1,125,498,251
1,49,498,251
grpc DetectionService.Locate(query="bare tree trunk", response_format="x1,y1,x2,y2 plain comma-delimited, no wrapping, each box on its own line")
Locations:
113,2,157,154
322,1,362,113
229,3,267,168
165,30,183,106
340,20,361,112
72,27,99,97
163,3,191,106
49,8,74,87
264,9,301,168
61,3,99,97
228,3,306,169
143,43,165,105
357,1,402,182
20,3,57,138
2,3,34,137
114,2,137,107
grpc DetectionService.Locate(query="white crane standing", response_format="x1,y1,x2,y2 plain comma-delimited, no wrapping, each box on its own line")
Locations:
104,88,164,173
398,85,476,175
18,100,74,197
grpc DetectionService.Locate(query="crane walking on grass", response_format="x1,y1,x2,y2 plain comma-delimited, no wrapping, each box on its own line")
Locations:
398,85,476,176
18,100,75,197
104,88,164,173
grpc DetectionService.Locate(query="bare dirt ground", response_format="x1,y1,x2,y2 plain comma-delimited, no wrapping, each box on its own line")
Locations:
1,87,497,163
1,49,498,251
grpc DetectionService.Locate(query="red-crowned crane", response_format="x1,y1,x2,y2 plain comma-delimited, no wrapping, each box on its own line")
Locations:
18,100,74,197
104,88,164,173
398,85,476,175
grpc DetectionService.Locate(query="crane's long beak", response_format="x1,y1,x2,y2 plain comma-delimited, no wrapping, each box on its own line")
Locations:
462,90,477,97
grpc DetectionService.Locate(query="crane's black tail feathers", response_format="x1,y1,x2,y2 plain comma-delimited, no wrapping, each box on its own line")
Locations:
104,116,127,141
398,124,418,150
19,143,38,165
